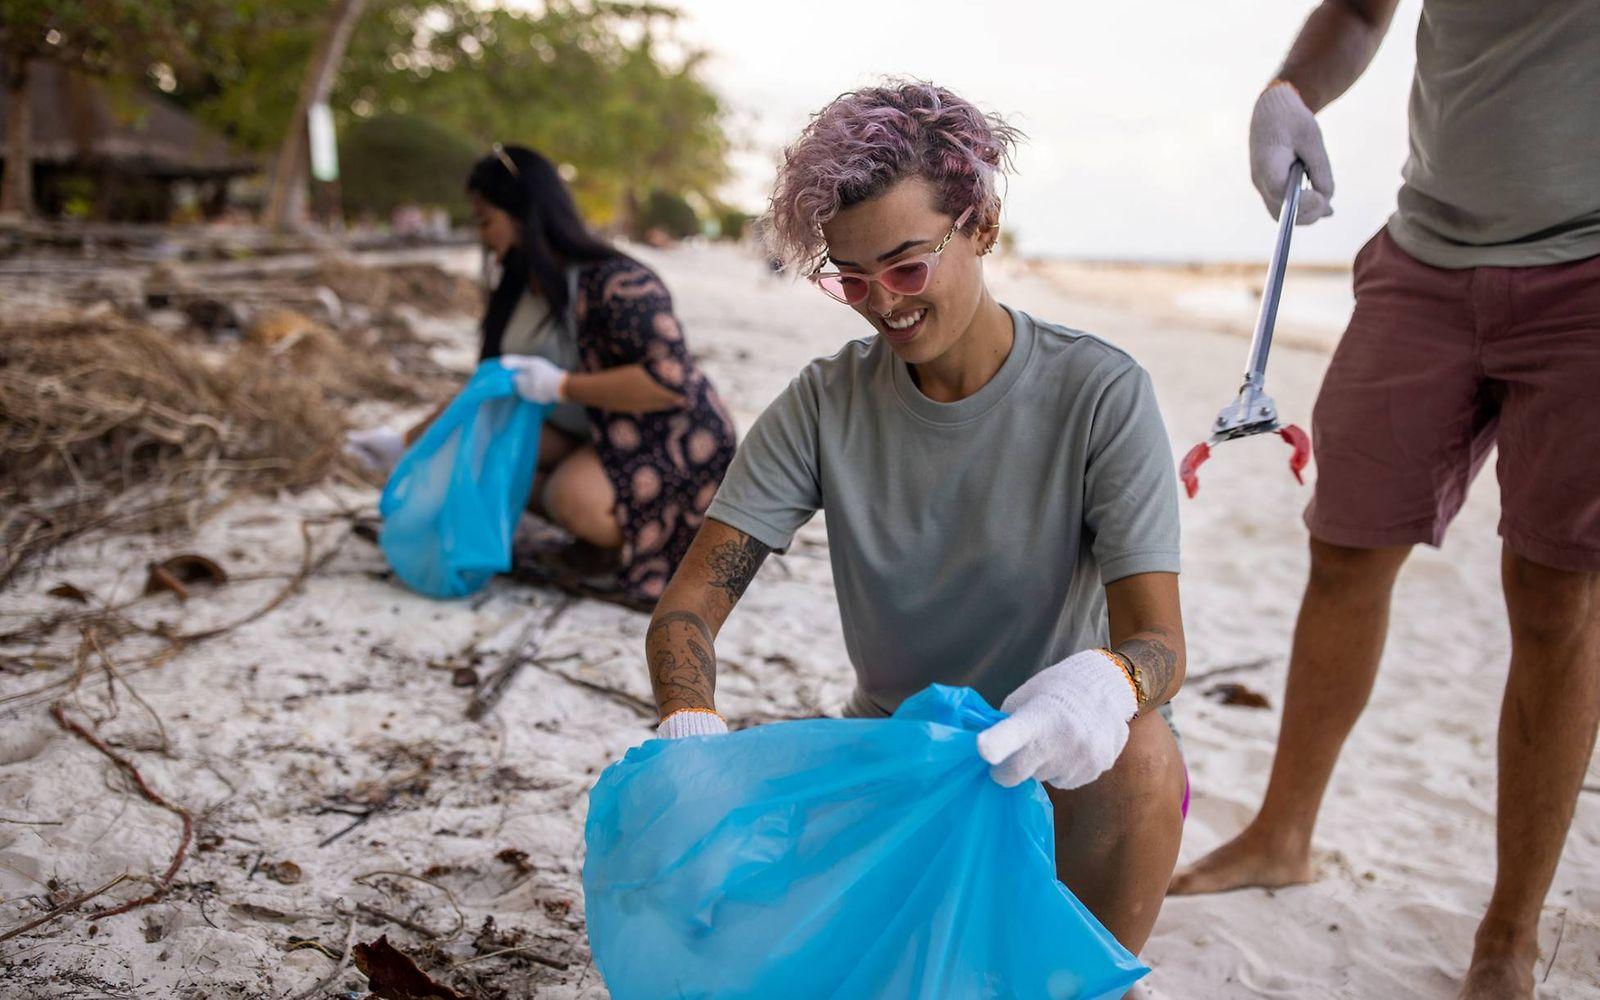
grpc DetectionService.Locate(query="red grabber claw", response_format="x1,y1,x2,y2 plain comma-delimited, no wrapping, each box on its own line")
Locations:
1279,424,1311,484
1181,160,1312,501
1178,441,1211,499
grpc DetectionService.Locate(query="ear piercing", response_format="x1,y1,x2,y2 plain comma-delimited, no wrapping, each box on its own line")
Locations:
979,225,1000,256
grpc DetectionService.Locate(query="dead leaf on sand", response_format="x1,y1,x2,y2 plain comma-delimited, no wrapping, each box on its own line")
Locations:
353,935,469,1000
494,848,533,875
263,860,303,885
143,554,228,602
1205,682,1272,709
229,902,309,923
47,583,91,603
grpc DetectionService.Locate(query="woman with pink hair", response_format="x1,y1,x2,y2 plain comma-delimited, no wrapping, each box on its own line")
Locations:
641,81,1187,955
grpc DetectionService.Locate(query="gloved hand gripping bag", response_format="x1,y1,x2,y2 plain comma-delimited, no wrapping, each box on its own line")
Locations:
583,684,1149,999
378,360,550,598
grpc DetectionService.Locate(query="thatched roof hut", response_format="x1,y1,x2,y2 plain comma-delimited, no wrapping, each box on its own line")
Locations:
0,58,257,220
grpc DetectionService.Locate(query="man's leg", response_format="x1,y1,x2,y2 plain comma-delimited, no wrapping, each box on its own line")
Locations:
1460,549,1600,1000
1049,710,1186,952
1168,538,1411,894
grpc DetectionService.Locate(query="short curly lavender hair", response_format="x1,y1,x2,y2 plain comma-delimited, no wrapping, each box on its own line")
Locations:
764,80,1022,274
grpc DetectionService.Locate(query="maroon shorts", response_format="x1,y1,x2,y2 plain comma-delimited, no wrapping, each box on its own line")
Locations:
1305,229,1600,572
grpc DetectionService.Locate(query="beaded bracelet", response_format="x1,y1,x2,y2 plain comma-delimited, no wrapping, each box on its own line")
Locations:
1094,647,1143,710
1266,78,1304,101
660,707,726,724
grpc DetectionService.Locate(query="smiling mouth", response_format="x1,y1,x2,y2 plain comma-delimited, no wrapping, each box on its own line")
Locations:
880,307,927,340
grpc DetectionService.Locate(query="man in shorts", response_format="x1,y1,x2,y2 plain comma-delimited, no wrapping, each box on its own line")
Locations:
1169,3,1600,998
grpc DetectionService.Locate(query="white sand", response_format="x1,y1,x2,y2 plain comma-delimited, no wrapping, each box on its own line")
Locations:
2,243,1597,998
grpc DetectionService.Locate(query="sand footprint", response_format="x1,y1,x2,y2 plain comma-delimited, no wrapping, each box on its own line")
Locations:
0,717,55,767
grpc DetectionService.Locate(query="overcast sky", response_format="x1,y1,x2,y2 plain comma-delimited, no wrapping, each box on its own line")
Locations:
660,0,1425,263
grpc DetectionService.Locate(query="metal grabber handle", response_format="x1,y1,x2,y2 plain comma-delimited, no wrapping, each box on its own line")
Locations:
1178,160,1313,497
1242,159,1304,397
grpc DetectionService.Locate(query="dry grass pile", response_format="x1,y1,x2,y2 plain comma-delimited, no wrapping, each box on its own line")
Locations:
0,316,394,586
313,257,484,317
243,307,428,403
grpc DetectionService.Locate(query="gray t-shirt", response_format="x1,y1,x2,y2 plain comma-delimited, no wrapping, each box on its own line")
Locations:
501,288,589,438
1387,0,1600,268
705,306,1181,717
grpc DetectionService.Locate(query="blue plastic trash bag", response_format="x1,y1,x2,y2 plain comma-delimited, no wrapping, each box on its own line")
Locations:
378,360,549,598
583,684,1149,999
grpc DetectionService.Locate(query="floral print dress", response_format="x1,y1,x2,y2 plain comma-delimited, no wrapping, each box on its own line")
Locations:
572,256,737,602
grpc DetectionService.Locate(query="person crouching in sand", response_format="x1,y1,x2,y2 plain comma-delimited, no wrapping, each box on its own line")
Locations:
641,80,1189,954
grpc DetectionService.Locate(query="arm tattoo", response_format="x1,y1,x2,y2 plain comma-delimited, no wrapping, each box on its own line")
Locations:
648,610,713,644
647,610,717,716
706,534,770,605
1115,625,1182,707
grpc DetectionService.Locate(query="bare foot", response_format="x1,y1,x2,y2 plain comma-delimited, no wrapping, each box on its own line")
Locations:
1458,923,1537,1000
1457,956,1534,1000
1166,825,1314,895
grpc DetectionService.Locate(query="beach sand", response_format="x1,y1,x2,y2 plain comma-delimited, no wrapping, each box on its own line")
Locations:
2,242,1596,998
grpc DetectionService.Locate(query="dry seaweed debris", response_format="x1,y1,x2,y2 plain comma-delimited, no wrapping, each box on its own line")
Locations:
313,257,485,318
0,316,382,585
244,307,423,403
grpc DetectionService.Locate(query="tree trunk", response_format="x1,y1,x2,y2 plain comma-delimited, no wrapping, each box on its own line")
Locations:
1,57,34,218
620,188,641,240
263,0,366,232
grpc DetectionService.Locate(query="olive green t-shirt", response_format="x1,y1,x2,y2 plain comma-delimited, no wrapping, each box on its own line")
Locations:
1387,0,1600,268
705,307,1181,717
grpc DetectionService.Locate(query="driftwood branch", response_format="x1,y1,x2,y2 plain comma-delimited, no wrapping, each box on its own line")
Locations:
467,597,575,721
49,703,193,919
0,874,129,943
355,901,439,940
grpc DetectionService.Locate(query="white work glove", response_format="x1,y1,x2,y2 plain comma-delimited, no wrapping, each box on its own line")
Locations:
656,708,728,739
976,649,1139,790
343,426,406,475
501,354,569,405
1249,81,1334,225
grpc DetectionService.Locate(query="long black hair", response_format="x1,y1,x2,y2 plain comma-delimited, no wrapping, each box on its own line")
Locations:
466,145,620,360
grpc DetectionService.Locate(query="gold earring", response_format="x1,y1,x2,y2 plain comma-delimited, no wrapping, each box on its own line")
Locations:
979,225,1000,256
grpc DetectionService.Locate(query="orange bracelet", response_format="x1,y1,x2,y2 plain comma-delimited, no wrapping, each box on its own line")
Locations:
660,707,725,724
1094,648,1142,707
1266,78,1304,101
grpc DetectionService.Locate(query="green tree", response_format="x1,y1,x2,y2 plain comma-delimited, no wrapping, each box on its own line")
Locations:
12,1,733,228
263,0,367,230
339,111,478,221
716,207,752,241
180,1,730,229
168,0,332,154
636,189,700,240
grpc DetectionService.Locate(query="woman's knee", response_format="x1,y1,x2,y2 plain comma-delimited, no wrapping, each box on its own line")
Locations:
545,451,621,547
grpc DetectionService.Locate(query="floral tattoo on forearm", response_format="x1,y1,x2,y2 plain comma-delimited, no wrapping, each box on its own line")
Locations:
706,533,770,605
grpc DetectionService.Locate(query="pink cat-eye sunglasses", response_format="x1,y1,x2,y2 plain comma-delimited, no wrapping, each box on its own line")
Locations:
809,207,975,306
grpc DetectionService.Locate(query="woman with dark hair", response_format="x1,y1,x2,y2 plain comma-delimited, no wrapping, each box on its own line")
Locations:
348,144,736,608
